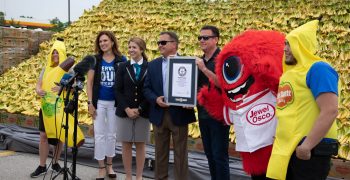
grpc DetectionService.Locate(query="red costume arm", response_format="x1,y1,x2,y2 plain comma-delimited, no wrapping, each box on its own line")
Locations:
197,84,225,122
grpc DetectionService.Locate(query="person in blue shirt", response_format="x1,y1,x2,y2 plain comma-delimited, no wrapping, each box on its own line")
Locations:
86,31,126,180
267,19,339,180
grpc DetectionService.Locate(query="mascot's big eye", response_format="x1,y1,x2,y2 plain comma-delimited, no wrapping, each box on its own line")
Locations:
222,56,243,84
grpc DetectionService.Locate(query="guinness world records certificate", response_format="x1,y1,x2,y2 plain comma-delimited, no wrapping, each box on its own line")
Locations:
165,56,197,107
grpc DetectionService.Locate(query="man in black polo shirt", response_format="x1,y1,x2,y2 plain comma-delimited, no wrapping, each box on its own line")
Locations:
196,25,230,180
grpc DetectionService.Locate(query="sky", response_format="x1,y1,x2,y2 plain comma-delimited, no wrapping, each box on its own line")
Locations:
0,0,102,23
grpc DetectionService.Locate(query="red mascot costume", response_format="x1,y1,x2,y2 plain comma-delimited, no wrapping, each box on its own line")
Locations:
198,30,285,179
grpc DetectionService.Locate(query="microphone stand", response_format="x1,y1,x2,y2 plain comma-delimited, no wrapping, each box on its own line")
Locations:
52,83,73,180
52,75,84,180
72,86,78,179
71,76,85,179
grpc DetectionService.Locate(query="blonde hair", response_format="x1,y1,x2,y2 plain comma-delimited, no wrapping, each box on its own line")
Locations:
128,37,148,61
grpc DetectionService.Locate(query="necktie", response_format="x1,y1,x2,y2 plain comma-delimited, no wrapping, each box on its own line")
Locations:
134,64,141,80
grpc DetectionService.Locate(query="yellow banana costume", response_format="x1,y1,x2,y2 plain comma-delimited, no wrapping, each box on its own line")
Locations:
41,40,85,147
266,20,338,179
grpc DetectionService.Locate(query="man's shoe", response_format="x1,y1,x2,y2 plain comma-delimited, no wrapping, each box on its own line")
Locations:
30,165,47,178
51,163,62,173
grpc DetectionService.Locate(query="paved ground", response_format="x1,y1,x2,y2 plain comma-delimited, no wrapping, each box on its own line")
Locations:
0,150,153,180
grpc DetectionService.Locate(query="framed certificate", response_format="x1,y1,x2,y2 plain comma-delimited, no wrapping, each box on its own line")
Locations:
165,56,198,107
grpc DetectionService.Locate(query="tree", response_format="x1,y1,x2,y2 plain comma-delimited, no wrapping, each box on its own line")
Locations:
8,18,20,27
49,17,68,32
0,11,5,26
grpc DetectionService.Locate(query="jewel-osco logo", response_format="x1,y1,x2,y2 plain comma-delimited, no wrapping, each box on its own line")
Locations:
277,82,294,109
246,103,275,125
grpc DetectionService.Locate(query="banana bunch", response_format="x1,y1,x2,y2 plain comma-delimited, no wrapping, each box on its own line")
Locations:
339,145,350,160
188,121,201,139
229,126,236,143
0,0,349,158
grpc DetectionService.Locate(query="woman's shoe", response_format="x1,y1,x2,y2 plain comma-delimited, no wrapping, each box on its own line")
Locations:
96,166,105,180
106,163,117,178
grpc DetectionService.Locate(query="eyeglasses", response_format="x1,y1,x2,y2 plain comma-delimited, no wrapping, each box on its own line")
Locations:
157,40,175,46
198,36,216,41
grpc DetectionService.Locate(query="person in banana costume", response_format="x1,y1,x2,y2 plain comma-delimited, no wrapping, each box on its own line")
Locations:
266,19,339,180
40,46,85,149
31,39,85,178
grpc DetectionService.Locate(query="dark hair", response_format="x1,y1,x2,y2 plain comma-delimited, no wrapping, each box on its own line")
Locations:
160,31,179,49
128,37,148,61
95,31,122,57
200,25,220,39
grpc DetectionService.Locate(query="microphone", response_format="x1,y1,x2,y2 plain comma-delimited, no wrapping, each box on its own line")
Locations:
56,73,74,98
55,55,94,96
61,56,75,72
73,76,85,90
73,55,96,76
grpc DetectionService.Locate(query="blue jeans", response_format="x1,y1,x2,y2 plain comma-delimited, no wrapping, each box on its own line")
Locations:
199,117,230,180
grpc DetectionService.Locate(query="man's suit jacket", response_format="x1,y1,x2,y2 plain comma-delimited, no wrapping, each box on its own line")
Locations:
143,57,196,127
115,61,149,118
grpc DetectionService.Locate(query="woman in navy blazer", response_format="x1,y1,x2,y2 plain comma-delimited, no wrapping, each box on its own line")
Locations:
115,37,150,180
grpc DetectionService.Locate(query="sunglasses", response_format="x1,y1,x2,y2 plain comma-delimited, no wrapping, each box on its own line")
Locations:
198,36,216,41
157,40,175,46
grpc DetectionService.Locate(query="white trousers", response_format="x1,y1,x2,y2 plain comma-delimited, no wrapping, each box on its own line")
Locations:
94,100,117,160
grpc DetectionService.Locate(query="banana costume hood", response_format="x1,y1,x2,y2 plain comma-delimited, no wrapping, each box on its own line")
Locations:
283,20,322,72
42,40,67,80
267,20,338,180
